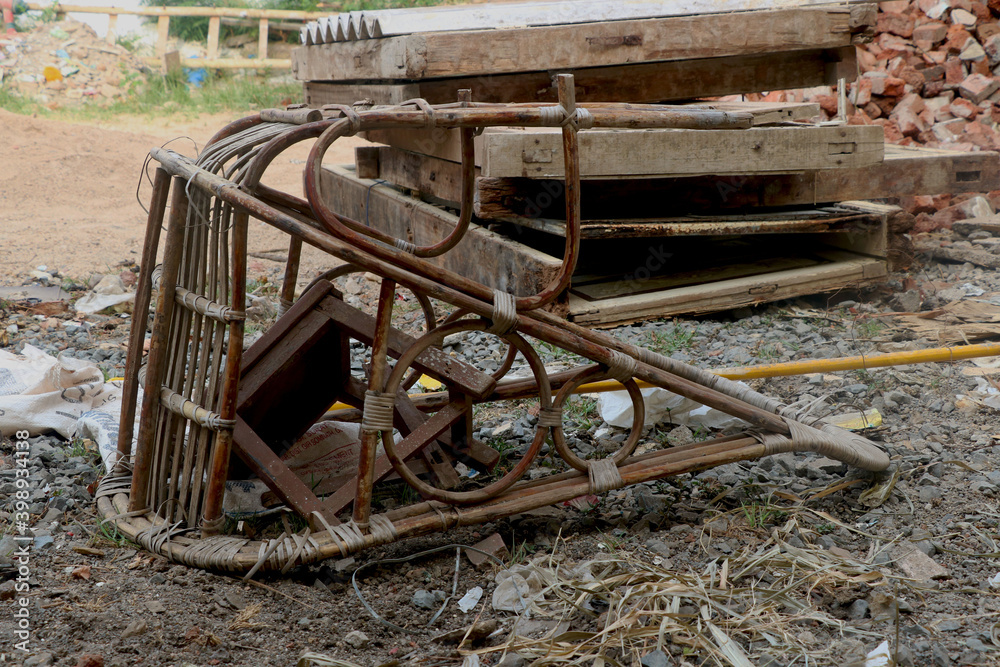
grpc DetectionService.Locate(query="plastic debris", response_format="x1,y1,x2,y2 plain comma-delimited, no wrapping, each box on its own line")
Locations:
457,586,483,612
864,640,891,667
599,386,745,429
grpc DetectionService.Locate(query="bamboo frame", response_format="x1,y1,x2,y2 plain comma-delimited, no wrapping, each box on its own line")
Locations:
105,77,891,573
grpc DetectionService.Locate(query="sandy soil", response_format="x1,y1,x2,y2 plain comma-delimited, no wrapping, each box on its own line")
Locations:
0,109,368,284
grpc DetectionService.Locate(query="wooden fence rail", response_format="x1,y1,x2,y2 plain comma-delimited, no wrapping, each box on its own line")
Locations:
25,2,327,68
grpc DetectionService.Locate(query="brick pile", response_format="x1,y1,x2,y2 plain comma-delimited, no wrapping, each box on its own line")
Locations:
750,1,1000,233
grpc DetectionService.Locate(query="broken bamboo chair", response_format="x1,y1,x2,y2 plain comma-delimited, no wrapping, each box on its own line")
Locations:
98,75,890,574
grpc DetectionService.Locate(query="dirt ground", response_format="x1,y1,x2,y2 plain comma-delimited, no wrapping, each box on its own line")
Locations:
0,109,367,285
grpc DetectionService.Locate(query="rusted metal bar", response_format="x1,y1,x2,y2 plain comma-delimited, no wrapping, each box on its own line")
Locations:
117,167,170,469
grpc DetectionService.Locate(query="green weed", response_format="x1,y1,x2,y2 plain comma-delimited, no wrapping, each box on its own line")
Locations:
564,395,598,430
645,325,695,355
854,318,884,339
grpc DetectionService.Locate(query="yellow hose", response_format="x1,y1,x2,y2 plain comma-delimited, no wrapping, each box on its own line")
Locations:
325,342,1000,411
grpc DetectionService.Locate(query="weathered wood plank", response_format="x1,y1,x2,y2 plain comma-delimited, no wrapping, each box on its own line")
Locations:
292,7,866,81
364,124,884,179
304,47,856,106
472,145,999,219
318,164,564,298
496,210,883,240
568,249,887,327
311,0,876,42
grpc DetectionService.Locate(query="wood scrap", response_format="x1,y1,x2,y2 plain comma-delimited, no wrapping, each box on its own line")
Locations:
894,299,1000,344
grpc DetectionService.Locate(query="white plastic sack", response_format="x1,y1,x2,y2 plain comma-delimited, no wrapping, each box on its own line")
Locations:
598,386,746,430
74,275,134,314
0,344,138,471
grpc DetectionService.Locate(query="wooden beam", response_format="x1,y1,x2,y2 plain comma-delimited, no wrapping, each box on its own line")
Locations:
106,13,117,45
27,3,325,19
207,16,221,61
258,17,270,61
363,124,884,179
156,15,169,57
471,145,1000,218
292,7,868,81
305,47,856,106
318,164,565,301
142,57,294,69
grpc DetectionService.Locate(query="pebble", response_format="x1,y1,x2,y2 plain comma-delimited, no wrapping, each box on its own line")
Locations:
344,630,370,649
121,619,148,639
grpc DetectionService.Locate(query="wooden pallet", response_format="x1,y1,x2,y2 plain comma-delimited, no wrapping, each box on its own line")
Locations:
319,164,892,326
292,5,873,81
355,144,1000,219
361,123,884,179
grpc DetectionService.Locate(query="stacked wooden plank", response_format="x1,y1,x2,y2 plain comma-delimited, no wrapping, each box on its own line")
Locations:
293,0,874,106
294,0,1000,326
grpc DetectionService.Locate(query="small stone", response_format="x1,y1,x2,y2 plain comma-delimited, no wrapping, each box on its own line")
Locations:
666,425,694,446
224,591,246,610
640,649,671,667
34,535,55,551
644,539,673,559
412,589,439,610
465,532,508,567
893,543,949,581
23,653,55,667
333,556,356,573
932,642,952,666
75,654,103,667
149,573,166,585
121,619,148,639
145,600,166,613
496,655,527,667
847,599,869,620
344,630,369,649
967,637,990,652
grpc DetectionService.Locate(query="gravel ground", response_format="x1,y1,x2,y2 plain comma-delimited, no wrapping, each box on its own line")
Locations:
3,232,1000,667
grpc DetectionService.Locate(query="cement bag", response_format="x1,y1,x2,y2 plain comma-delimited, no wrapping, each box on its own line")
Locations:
0,344,106,439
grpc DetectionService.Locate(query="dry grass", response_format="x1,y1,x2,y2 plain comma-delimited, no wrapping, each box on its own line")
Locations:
470,511,913,666
228,601,266,631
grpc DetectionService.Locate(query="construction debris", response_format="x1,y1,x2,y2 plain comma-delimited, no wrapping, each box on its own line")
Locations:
0,18,147,107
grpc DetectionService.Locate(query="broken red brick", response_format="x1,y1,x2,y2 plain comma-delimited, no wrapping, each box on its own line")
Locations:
914,21,949,45
815,94,839,117
900,195,938,215
944,57,967,84
875,118,905,143
878,12,915,38
970,0,992,21
978,21,1000,42
945,25,974,53
950,97,981,118
853,77,873,106
959,72,1000,102
848,108,875,125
